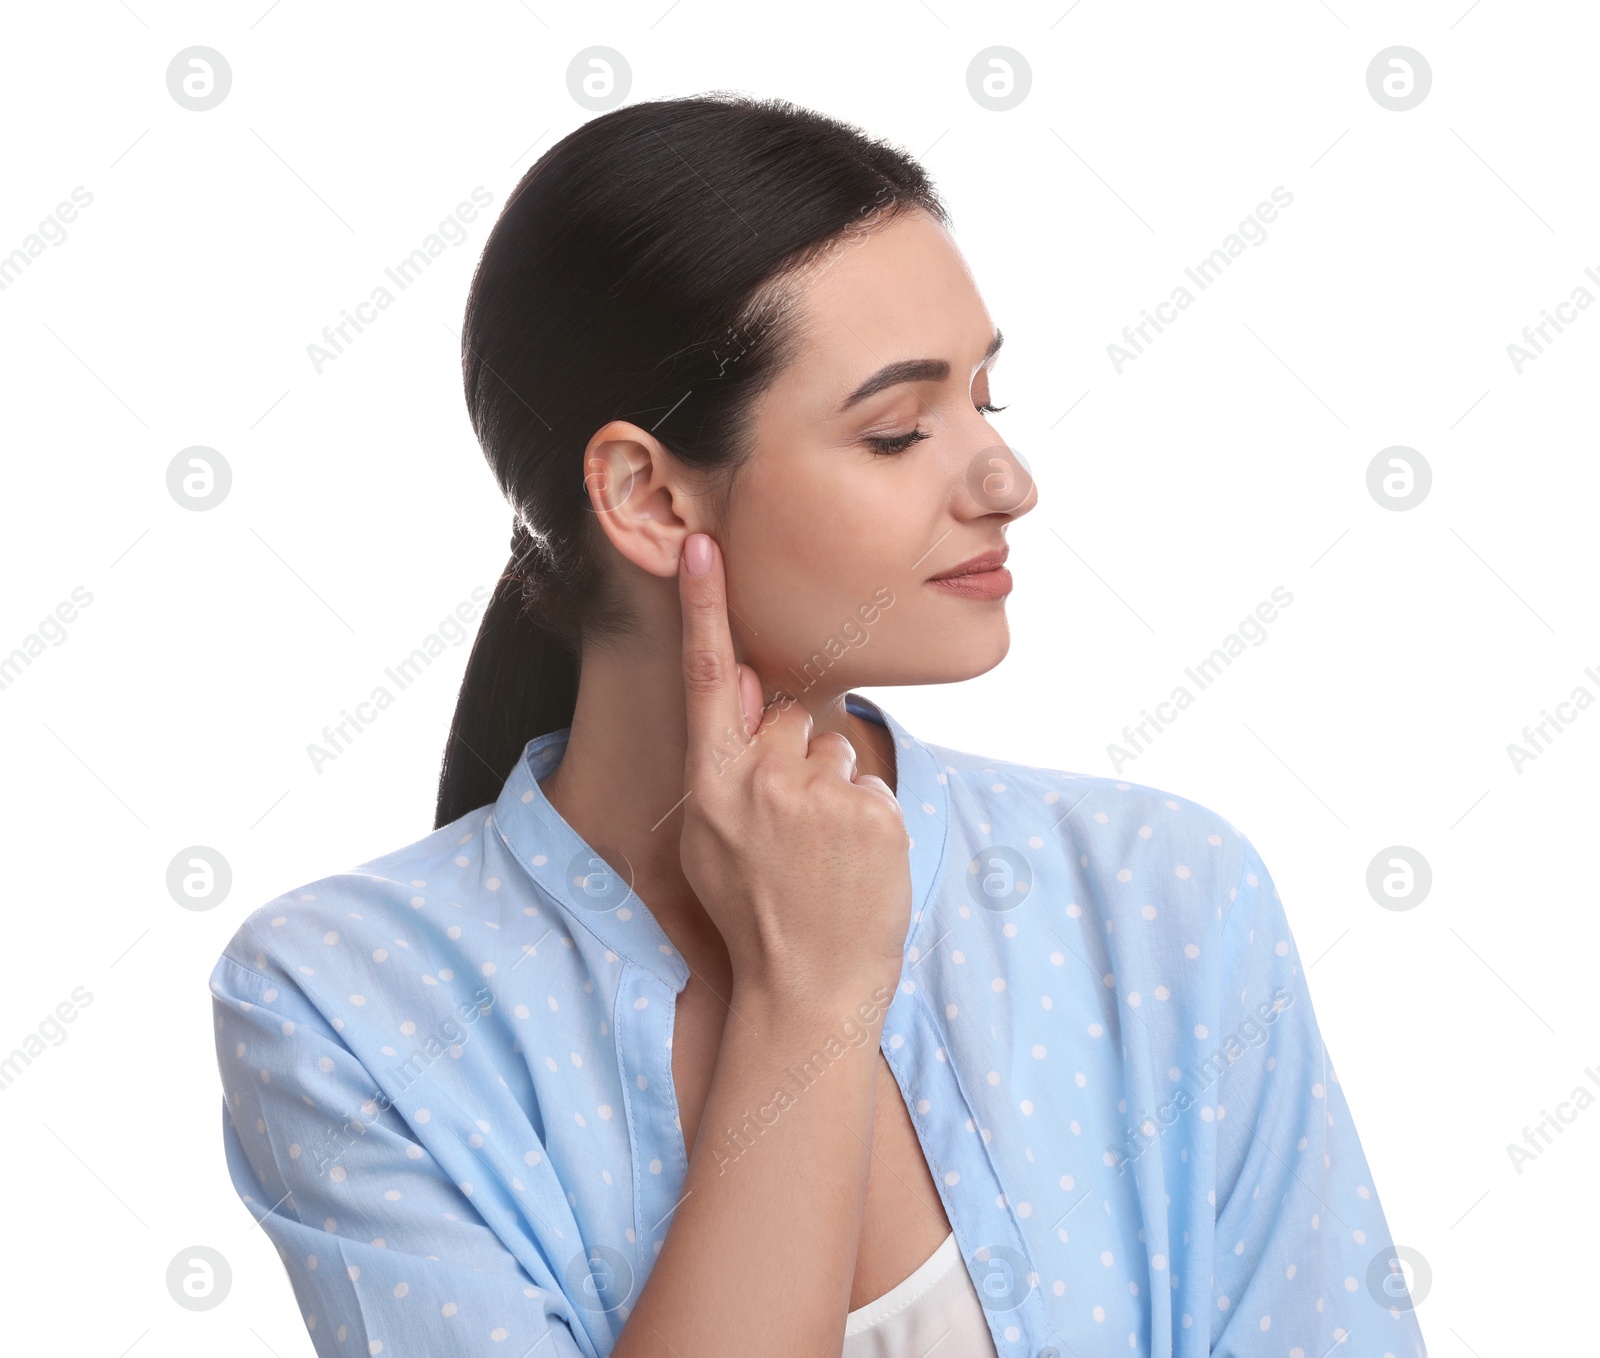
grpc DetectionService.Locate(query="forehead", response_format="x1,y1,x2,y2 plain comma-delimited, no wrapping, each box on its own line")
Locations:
775,209,989,395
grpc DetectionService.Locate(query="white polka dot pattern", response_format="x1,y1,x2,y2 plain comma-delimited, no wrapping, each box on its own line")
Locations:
209,695,1425,1358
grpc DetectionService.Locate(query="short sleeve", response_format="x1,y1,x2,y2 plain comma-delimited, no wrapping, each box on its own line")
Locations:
211,955,590,1358
1207,839,1428,1358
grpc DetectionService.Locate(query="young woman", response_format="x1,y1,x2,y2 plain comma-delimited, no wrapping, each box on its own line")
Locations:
211,95,1426,1358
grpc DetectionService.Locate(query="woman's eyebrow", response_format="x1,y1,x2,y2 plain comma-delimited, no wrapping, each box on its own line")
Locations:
837,328,1004,412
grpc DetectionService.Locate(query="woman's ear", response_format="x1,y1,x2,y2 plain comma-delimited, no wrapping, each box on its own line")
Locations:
582,420,701,577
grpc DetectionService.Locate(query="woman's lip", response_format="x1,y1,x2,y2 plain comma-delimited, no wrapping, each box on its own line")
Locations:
927,549,1009,581
926,566,1013,600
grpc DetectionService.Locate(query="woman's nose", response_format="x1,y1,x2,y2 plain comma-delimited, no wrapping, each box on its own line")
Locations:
961,440,1037,519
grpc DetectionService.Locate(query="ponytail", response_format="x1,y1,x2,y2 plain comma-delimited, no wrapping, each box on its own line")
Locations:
433,522,579,827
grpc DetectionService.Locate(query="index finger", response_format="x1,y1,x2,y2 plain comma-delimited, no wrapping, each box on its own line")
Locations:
679,532,748,775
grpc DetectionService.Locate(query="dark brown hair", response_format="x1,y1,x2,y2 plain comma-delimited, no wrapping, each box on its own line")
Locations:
435,94,944,827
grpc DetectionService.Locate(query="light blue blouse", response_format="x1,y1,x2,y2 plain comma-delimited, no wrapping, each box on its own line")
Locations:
210,694,1427,1358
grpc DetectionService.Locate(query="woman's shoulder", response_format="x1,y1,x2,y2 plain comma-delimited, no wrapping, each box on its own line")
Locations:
920,737,1262,919
923,736,1248,842
210,802,507,996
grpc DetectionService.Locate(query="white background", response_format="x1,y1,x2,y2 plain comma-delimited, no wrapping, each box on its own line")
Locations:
1,1,1593,1354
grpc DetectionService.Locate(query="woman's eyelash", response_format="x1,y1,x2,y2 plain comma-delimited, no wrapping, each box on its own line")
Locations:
866,402,1009,456
866,428,931,455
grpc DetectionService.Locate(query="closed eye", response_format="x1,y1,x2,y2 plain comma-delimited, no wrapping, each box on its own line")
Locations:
865,401,1008,456
866,428,931,456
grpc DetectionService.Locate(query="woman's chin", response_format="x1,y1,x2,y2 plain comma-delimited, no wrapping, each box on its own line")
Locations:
946,640,1010,684
867,629,1013,688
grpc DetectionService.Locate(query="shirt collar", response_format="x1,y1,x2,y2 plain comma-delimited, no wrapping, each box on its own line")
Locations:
490,692,950,990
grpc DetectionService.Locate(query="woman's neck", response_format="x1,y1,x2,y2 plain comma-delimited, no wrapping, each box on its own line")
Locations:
537,632,898,946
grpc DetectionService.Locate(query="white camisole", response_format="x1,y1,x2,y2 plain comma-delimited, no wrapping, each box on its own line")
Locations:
842,1230,1000,1357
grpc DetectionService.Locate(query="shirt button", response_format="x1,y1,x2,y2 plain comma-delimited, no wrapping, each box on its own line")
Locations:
1039,1349,1061,1358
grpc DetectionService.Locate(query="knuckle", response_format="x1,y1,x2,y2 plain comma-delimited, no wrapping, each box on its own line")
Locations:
769,698,809,736
809,730,851,757
747,754,794,804
855,787,904,831
683,587,724,620
682,648,727,693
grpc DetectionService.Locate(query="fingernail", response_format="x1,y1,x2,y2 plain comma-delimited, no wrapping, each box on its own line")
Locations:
683,533,713,577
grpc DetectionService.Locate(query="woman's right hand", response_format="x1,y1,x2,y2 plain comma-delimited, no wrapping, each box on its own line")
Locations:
675,531,912,1007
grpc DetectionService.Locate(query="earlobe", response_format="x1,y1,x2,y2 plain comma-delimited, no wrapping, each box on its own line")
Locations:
583,421,696,578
